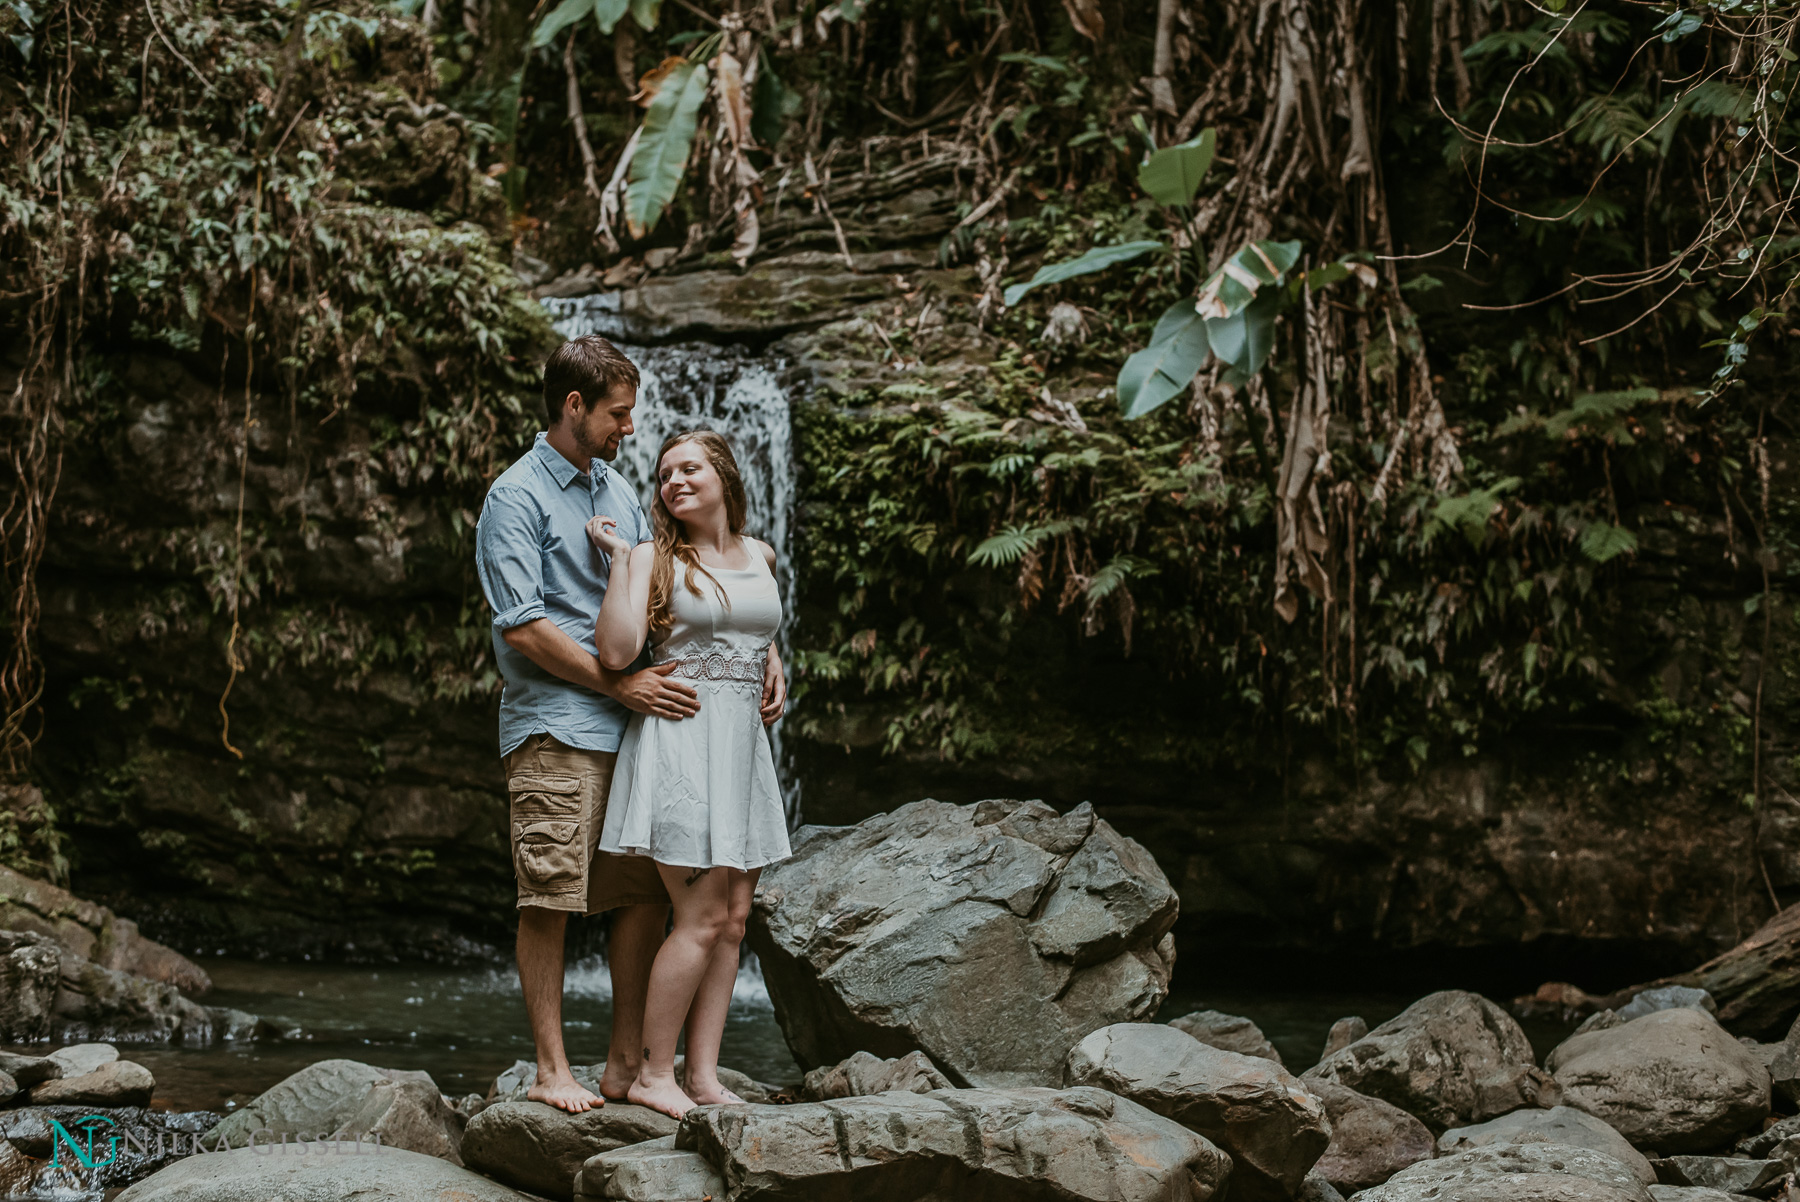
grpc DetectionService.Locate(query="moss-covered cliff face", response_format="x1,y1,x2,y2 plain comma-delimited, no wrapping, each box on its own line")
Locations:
7,0,1796,974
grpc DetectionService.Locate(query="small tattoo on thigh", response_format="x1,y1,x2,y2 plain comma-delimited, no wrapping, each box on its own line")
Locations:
643,1047,650,1060
685,867,711,886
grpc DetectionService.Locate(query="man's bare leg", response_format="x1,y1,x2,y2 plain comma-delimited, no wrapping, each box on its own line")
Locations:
598,902,668,1100
518,906,601,1113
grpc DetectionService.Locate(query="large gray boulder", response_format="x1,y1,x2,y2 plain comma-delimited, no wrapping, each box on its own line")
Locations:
1168,1009,1284,1064
208,1059,464,1163
574,1136,723,1202
1065,1021,1329,1201
1647,1189,1761,1202
677,1086,1232,1202
1441,1106,1655,1185
797,1049,951,1100
1304,990,1557,1130
1306,1078,1435,1192
1547,1008,1770,1152
114,1145,533,1202
748,799,1178,1087
1355,1144,1655,1202
461,1100,677,1200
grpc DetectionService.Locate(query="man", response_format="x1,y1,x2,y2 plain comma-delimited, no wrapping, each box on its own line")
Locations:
475,334,699,1113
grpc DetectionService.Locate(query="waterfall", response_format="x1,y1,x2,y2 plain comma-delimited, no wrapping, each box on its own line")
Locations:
543,297,801,822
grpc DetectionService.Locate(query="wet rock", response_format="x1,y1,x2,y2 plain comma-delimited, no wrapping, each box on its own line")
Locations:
1168,1009,1284,1064
797,1049,951,1100
30,1057,155,1106
209,1058,465,1163
114,1144,535,1202
1618,986,1717,1022
1441,1106,1656,1185
574,1135,723,1202
1650,1156,1786,1195
1320,1016,1368,1063
1548,1008,1770,1151
0,864,211,994
1355,1144,1656,1202
1304,989,1556,1130
677,1086,1232,1202
1307,1078,1436,1192
1065,1021,1329,1201
50,953,253,1045
461,1099,677,1200
0,1049,59,1088
748,799,1178,1087
0,929,60,1041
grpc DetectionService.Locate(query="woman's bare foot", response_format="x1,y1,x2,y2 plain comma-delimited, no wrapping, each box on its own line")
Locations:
628,1073,699,1120
686,1082,745,1106
528,1070,603,1114
598,1057,635,1103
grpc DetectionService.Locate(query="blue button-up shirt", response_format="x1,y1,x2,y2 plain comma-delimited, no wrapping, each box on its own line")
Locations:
476,433,654,756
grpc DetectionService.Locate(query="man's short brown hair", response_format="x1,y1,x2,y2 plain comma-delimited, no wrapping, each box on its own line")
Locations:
542,335,641,424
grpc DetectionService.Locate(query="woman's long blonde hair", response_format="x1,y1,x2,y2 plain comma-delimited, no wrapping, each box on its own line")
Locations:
648,429,749,639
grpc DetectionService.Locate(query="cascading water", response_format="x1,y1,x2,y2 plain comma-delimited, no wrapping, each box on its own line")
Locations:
543,296,801,823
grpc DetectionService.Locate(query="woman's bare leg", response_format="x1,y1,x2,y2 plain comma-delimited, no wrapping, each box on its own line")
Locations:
682,868,760,1105
628,862,732,1119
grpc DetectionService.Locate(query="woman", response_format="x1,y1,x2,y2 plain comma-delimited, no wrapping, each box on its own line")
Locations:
585,428,790,1119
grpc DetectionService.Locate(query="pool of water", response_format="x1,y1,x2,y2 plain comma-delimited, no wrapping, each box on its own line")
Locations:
12,955,1583,1114
19,955,800,1114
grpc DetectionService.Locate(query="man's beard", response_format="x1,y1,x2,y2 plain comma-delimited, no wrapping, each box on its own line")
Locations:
578,428,622,463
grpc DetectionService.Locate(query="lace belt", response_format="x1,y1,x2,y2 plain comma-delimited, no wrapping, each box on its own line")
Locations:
659,650,766,683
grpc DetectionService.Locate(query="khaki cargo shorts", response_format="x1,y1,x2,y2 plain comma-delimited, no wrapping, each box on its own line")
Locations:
504,733,668,914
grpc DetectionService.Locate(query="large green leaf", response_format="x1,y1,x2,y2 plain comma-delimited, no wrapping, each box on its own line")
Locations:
1196,238,1303,319
1210,289,1283,386
1137,128,1215,207
531,0,594,47
625,59,709,238
628,0,663,29
1003,241,1163,308
1118,300,1212,419
592,0,630,34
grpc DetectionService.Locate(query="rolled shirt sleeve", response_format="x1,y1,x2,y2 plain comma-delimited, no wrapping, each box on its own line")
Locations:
477,486,547,631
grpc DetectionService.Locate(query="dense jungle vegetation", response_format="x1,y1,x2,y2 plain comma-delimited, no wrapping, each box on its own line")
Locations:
0,0,1795,906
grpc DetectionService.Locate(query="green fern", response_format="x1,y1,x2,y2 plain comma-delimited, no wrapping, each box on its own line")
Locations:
1578,522,1638,563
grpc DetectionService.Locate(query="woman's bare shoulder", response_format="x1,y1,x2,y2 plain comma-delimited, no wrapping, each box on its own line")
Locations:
747,537,778,569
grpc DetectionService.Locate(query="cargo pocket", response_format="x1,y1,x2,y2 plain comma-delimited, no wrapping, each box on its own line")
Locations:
514,820,582,889
509,774,584,891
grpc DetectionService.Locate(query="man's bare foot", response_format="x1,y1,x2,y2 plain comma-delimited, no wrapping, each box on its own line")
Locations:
686,1082,745,1106
628,1074,698,1120
528,1070,602,1114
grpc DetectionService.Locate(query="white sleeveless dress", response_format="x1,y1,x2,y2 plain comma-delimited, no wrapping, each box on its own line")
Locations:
600,542,791,871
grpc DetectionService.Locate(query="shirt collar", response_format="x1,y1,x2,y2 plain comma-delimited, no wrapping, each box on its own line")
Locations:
532,432,603,491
